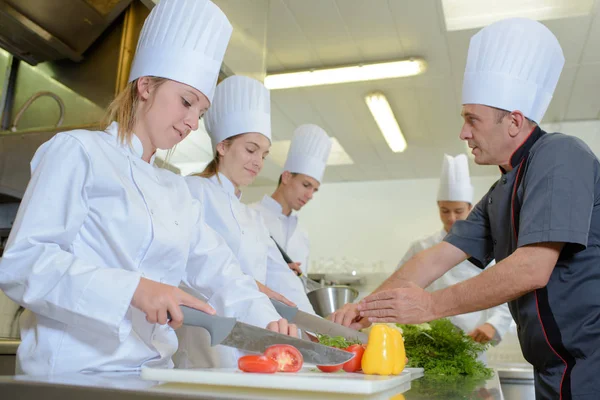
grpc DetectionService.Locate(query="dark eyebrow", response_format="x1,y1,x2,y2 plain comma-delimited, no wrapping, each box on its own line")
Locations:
461,111,477,119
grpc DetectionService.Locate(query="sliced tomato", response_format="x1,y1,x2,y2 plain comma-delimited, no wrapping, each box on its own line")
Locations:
238,355,278,374
317,363,344,373
264,344,303,372
342,344,365,373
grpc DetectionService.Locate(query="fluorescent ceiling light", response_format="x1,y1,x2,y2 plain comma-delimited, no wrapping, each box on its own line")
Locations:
269,138,354,166
442,0,594,31
264,58,427,90
365,92,407,153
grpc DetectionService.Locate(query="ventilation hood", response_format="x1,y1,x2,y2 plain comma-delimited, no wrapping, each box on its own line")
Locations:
0,0,132,65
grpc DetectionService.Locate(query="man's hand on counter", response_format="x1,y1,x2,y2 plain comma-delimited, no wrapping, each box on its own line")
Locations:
357,281,436,324
328,303,371,330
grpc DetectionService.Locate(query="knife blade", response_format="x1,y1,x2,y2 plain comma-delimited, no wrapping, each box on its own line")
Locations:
270,237,323,292
173,306,354,366
271,299,369,344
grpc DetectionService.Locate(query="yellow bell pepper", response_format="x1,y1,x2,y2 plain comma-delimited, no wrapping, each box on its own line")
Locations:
391,328,406,375
361,324,406,376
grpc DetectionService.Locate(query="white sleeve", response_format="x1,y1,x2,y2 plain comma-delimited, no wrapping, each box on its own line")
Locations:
265,239,316,315
397,241,422,270
0,134,141,340
183,199,281,329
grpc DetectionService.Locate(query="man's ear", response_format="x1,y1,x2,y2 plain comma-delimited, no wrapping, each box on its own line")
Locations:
508,110,527,138
281,170,293,185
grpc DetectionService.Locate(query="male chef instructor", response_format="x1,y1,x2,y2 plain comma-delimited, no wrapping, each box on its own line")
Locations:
331,18,600,399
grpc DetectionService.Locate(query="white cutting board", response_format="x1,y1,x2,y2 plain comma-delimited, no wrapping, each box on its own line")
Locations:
141,366,423,395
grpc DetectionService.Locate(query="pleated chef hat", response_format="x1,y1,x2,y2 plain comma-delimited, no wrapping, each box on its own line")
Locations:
437,154,474,203
204,75,271,151
128,0,232,103
462,18,564,123
283,124,332,183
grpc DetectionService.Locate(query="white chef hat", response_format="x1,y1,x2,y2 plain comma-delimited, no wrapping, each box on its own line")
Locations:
204,75,271,151
283,124,332,183
128,0,232,104
462,18,564,123
437,154,474,203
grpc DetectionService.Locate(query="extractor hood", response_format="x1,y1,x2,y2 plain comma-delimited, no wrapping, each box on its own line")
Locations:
0,0,132,65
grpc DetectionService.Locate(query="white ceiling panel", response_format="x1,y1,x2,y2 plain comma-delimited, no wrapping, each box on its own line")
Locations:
267,0,323,70
283,0,362,66
582,12,600,64
334,0,404,61
544,16,594,67
565,63,600,120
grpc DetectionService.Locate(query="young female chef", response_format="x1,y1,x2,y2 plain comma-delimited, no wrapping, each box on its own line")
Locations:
173,76,315,368
0,0,294,375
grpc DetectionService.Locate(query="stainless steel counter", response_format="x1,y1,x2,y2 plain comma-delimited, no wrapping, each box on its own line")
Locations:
0,369,506,400
0,339,18,376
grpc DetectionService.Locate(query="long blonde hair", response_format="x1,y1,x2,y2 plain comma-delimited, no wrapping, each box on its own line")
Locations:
196,134,244,179
101,77,168,145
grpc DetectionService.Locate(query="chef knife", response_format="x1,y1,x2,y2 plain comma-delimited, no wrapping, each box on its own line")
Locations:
171,306,354,366
270,299,369,344
270,237,322,291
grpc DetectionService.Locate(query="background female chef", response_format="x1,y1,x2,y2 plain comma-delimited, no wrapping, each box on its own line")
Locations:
174,76,314,368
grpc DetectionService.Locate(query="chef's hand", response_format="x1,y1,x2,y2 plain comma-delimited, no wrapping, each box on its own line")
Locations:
328,303,371,330
131,277,215,329
357,281,435,324
267,319,298,337
256,281,296,307
288,262,302,275
468,323,496,344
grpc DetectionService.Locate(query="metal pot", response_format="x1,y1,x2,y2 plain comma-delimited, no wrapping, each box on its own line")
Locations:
307,286,359,318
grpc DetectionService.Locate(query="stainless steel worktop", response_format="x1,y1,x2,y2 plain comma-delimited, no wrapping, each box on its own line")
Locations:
0,369,506,400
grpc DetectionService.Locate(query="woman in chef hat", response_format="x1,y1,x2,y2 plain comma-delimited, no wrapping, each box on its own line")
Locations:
0,0,293,375
174,75,314,368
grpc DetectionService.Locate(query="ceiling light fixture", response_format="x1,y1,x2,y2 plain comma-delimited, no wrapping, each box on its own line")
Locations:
264,58,427,90
441,0,594,31
365,92,407,153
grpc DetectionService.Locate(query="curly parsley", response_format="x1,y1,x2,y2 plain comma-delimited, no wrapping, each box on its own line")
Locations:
397,319,493,379
315,334,361,349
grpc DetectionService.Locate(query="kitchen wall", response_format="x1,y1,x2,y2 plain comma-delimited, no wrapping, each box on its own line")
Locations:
242,175,500,274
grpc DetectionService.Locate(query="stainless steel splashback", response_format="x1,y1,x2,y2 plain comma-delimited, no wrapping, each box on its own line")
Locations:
0,124,99,199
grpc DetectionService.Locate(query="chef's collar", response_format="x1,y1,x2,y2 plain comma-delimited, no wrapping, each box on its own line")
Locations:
209,173,241,199
261,195,287,216
105,121,157,165
501,125,545,173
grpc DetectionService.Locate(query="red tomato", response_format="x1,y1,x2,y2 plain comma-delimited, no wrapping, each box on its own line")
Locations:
238,355,278,374
317,363,344,373
264,344,303,372
342,344,365,373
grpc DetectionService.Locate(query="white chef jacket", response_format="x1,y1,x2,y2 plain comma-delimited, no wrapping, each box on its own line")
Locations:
0,122,280,375
250,195,310,275
398,229,512,341
174,175,315,368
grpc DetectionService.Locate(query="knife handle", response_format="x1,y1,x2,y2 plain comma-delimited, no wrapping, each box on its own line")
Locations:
168,306,237,346
270,299,299,322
